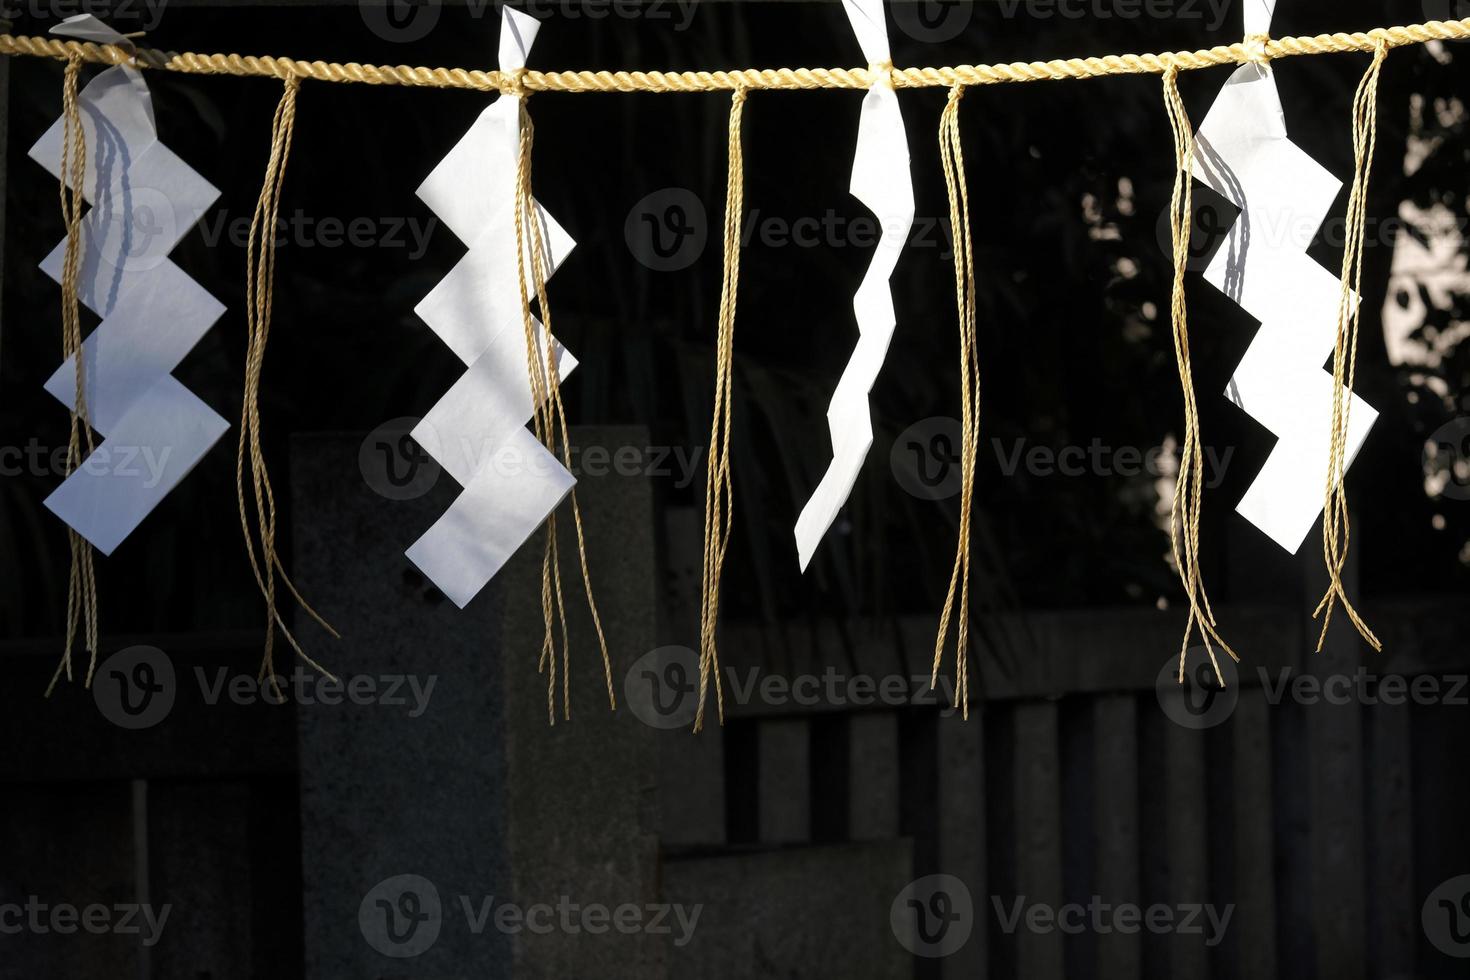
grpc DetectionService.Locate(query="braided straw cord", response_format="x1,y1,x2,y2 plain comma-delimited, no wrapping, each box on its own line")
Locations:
1162,65,1237,687
694,87,747,734
1314,43,1389,653
0,18,1466,93
512,98,615,725
930,84,977,721
237,77,340,687
46,53,100,695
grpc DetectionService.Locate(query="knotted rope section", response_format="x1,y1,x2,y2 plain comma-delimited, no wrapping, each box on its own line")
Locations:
48,53,99,695
512,96,614,724
1315,42,1388,653
1162,64,1238,686
694,87,748,733
930,83,977,720
239,77,339,688
0,17,1465,91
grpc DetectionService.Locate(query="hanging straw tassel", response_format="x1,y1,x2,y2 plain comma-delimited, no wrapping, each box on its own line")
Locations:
512,93,614,724
1161,64,1238,685
930,84,977,719
693,87,748,733
47,53,100,695
238,76,339,690
1314,42,1388,653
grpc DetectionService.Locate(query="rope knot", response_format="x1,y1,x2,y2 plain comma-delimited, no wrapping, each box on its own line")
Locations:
1244,32,1271,65
868,59,895,89
504,67,529,98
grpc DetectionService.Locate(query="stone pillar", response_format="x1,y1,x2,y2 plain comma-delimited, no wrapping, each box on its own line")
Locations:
291,425,656,978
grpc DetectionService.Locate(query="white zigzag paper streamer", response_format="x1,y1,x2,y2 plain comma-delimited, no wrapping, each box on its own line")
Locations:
1193,0,1377,553
793,0,916,570
28,16,229,556
404,7,580,609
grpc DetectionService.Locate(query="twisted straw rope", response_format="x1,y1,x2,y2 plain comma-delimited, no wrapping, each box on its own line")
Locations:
1,18,1467,93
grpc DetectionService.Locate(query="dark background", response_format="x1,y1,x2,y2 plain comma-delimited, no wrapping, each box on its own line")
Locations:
1,1,1468,978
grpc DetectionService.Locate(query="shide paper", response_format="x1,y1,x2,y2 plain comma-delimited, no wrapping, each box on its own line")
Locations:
404,6,579,609
793,0,916,570
1193,0,1377,552
29,15,229,555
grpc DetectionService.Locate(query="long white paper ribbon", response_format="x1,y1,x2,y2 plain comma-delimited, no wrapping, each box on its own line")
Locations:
404,6,581,609
793,0,916,570
1194,0,1377,553
28,16,229,555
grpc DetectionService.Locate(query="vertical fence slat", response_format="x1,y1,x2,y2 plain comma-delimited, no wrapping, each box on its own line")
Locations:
1013,701,1064,980
0,782,140,978
1163,722,1209,980
850,711,901,841
759,717,811,844
1304,557,1366,980
939,709,986,980
1366,698,1415,978
147,780,255,980
1094,694,1140,980
1230,691,1277,980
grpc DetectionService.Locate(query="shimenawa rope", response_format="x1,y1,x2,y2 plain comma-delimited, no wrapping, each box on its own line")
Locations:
47,53,100,695
0,18,1464,92
694,87,747,733
512,94,615,724
931,83,978,719
1162,64,1238,685
1315,42,1388,652
238,77,340,687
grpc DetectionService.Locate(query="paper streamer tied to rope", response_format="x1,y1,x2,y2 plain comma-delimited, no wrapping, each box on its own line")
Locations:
793,0,916,571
